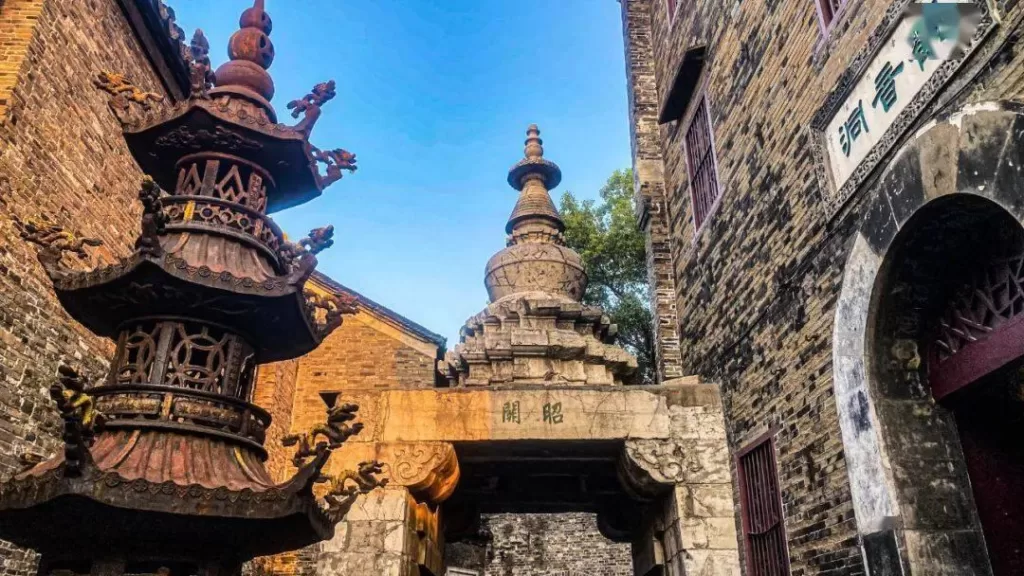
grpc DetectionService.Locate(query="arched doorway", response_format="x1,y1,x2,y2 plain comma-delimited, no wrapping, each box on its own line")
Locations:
833,103,1024,576
872,194,1024,575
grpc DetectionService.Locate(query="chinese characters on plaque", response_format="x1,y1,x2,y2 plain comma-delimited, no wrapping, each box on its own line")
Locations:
501,400,564,425
824,3,974,191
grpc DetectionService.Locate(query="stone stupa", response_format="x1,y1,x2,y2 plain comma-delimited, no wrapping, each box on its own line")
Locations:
441,125,638,386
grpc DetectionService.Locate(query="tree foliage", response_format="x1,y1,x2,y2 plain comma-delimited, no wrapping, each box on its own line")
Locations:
560,169,655,383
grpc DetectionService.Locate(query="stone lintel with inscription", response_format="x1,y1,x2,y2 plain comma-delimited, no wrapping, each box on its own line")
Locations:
316,382,722,445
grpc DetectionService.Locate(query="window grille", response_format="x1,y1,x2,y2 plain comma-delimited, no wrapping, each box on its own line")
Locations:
817,0,847,30
737,436,790,576
683,94,720,232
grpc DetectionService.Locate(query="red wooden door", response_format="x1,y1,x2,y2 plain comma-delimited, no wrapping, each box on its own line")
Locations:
949,378,1024,576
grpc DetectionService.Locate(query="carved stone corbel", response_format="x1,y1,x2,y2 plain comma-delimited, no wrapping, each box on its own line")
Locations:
378,442,461,504
617,439,684,502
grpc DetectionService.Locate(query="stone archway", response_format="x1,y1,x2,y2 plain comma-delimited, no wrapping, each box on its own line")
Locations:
834,102,1024,576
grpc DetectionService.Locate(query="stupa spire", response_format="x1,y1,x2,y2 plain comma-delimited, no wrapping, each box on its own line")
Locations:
505,124,564,237
485,125,586,302
443,126,638,387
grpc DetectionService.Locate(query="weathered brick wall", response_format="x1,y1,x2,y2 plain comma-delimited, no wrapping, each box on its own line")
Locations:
627,0,1024,575
0,0,165,574
445,513,632,576
253,359,301,483
294,312,437,394
0,0,44,121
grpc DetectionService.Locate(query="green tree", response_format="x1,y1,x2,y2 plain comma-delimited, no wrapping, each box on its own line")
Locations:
560,169,655,383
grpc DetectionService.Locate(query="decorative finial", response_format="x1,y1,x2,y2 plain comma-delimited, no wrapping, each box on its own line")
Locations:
524,124,543,160
214,0,276,101
507,124,562,191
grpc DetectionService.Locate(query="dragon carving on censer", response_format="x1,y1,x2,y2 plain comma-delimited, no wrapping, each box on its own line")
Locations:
283,397,387,518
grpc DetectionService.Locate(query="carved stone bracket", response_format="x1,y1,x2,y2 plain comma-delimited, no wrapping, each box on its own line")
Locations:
619,438,733,503
618,439,681,502
379,442,461,504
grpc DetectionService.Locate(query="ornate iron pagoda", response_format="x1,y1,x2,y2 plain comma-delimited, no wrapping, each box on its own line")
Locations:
0,2,384,574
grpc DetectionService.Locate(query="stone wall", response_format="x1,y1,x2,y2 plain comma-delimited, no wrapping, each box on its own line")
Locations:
624,0,1024,574
0,0,166,574
445,513,632,576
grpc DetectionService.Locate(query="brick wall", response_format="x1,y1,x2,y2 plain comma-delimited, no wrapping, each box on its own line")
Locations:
253,359,301,483
0,0,165,573
293,312,437,394
0,0,44,121
619,0,683,384
624,0,1024,575
445,513,632,576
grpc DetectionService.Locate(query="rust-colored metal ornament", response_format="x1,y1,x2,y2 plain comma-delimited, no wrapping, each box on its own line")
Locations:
0,2,367,574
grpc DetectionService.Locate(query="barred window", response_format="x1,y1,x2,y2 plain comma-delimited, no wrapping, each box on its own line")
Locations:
683,93,721,232
816,0,847,30
737,435,790,576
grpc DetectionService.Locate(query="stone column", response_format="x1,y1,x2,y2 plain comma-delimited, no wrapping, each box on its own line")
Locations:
316,442,460,576
620,400,741,576
619,0,684,383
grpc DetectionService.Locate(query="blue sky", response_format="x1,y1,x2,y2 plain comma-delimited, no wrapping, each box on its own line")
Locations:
172,0,632,345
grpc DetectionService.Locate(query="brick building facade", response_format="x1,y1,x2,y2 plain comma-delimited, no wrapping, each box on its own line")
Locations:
0,0,188,573
621,0,1024,574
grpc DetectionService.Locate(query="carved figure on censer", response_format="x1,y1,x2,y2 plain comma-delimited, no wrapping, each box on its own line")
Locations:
312,146,358,188
322,461,388,519
51,363,104,434
306,290,359,337
135,176,168,256
186,29,216,98
283,400,364,467
283,393,387,519
288,80,337,136
0,2,375,574
11,214,103,275
283,224,336,285
94,71,165,124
